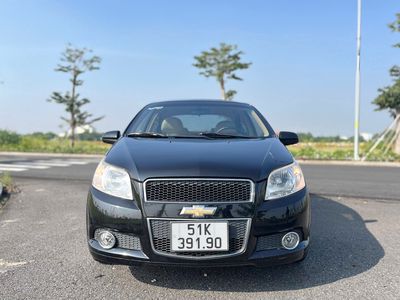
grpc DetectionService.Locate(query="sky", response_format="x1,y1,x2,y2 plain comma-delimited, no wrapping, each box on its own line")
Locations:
0,0,399,136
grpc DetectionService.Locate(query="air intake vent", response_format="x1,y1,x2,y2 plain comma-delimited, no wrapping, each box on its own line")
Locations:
145,179,254,203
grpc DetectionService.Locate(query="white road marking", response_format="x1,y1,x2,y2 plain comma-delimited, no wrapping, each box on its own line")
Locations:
0,259,34,274
0,259,29,267
28,161,71,167
0,166,28,172
0,163,49,169
1,219,19,224
1,219,20,228
0,158,92,172
52,160,89,165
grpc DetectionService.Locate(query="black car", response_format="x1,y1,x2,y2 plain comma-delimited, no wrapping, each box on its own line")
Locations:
87,100,310,267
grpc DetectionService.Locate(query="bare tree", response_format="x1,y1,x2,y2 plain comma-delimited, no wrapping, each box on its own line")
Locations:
48,44,103,147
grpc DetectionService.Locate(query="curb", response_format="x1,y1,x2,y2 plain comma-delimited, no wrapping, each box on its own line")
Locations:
298,159,400,168
0,151,104,159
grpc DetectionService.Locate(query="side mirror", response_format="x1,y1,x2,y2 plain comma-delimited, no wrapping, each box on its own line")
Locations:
102,131,120,144
279,131,299,146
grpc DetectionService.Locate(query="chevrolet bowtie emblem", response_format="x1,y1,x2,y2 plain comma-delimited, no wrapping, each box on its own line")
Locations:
180,205,217,218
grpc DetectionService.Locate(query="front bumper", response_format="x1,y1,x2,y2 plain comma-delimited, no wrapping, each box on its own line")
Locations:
86,182,311,267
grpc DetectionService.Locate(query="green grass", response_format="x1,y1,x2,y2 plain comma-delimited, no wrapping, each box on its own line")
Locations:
0,130,399,161
0,172,17,194
0,135,110,154
288,142,400,162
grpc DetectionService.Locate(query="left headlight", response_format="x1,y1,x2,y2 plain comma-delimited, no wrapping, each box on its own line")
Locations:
265,161,305,200
92,160,133,200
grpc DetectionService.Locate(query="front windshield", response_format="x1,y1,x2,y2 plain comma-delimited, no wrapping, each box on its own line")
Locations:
126,102,272,138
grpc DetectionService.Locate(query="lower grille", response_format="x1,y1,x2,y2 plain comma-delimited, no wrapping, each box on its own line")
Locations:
256,230,303,251
94,229,142,250
148,219,250,259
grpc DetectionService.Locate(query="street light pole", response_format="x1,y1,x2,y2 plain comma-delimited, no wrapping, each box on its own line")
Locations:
354,0,362,160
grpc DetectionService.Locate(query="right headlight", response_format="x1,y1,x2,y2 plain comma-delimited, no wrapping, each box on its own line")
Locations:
92,159,133,200
265,161,305,200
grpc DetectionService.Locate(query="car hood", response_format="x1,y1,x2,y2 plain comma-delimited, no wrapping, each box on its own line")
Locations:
105,137,294,182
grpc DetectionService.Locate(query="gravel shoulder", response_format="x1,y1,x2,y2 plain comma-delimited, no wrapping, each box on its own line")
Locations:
0,178,399,299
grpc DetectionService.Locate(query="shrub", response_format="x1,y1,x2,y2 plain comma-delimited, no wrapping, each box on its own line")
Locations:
0,130,20,145
0,130,110,154
0,172,17,194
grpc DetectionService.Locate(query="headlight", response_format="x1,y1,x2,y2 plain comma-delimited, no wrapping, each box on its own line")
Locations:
265,161,305,200
92,160,133,200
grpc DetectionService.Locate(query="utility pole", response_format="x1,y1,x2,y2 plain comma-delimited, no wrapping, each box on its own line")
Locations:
354,0,362,160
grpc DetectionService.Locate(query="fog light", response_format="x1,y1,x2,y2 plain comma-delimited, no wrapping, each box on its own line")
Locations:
281,232,300,250
97,230,116,249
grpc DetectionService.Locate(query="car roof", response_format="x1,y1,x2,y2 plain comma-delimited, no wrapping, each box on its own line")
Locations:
145,99,252,108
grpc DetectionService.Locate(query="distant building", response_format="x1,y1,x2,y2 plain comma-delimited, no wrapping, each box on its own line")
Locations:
58,125,94,138
360,132,373,142
340,136,349,141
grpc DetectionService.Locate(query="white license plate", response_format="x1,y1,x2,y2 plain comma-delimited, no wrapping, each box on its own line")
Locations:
171,222,229,252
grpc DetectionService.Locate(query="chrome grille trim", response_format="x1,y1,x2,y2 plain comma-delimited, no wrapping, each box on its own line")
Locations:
144,178,255,203
147,218,251,260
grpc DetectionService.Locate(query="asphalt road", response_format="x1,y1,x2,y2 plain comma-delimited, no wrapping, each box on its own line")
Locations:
0,154,399,299
1,178,399,299
1,154,399,200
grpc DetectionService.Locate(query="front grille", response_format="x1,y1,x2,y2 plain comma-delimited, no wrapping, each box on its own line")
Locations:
145,179,253,203
94,229,142,250
149,219,249,258
256,230,303,251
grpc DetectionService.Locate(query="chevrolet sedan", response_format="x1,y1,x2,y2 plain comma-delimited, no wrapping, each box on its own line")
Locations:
87,100,310,267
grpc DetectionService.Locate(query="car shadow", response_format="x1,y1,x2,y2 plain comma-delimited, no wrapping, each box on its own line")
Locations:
129,195,384,292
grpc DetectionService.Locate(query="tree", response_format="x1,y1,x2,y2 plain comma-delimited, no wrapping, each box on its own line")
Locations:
193,43,251,100
373,14,400,154
48,44,103,147
389,13,400,79
373,80,400,153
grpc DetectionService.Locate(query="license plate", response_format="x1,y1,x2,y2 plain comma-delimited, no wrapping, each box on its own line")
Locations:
171,222,229,252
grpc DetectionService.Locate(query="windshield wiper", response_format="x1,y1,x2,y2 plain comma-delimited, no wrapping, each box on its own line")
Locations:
127,132,255,139
127,132,168,138
199,132,253,139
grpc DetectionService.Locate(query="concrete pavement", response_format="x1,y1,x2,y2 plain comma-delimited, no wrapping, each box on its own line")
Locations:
0,178,398,299
1,154,400,299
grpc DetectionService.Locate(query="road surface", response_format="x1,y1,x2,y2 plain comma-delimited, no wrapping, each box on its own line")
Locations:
0,154,399,299
0,154,399,200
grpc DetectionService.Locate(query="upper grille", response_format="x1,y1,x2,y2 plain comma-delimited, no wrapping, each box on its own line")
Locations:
149,219,250,258
144,179,254,203
94,229,142,250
